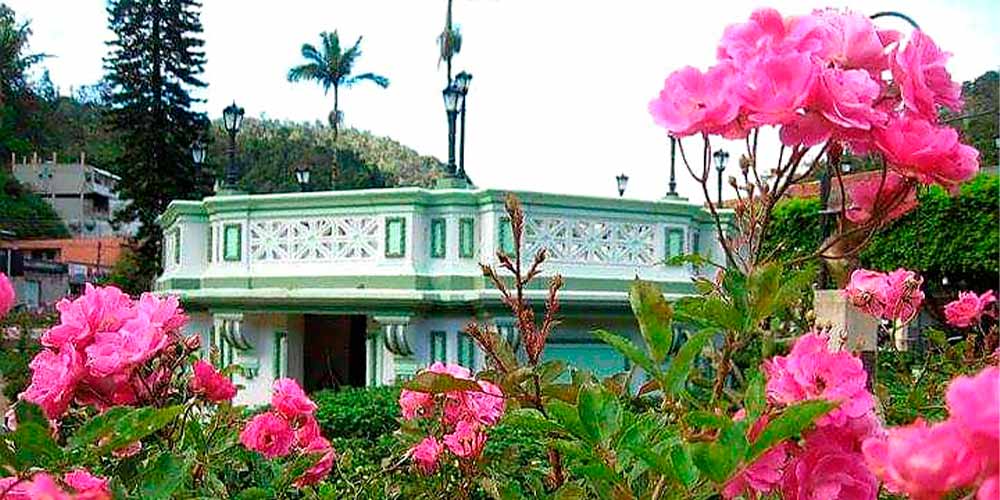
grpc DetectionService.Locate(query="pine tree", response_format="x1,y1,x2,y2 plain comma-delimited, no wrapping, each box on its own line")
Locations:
104,0,208,289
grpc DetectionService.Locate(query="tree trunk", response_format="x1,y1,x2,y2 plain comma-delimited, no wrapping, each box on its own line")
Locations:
445,0,453,84
332,84,340,141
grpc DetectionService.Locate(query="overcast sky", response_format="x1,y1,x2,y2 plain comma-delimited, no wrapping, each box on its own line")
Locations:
8,0,999,202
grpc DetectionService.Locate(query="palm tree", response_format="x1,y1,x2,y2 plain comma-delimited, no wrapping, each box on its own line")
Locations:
287,31,389,139
437,0,462,85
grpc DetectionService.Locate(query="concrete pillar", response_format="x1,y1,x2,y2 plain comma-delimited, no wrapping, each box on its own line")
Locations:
372,316,416,384
813,290,879,389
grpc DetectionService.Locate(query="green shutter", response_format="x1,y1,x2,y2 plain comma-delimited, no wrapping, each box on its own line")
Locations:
207,225,213,263
385,217,406,258
459,218,475,258
457,333,475,368
498,217,515,255
223,224,242,262
368,331,382,386
430,218,446,258
431,331,447,363
173,230,181,264
666,228,685,262
273,331,287,378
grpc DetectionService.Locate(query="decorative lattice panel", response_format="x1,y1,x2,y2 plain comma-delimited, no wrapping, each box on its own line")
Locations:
523,217,657,265
249,217,379,262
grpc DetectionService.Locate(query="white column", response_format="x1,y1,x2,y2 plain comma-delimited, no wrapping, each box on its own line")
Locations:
372,316,416,385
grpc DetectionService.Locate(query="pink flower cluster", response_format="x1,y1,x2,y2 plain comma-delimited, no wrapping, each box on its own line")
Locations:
239,378,335,488
843,268,925,322
863,366,999,499
726,332,881,499
19,285,188,420
399,362,505,474
944,290,997,329
649,8,978,191
0,468,110,499
845,172,918,225
190,360,237,402
0,272,14,318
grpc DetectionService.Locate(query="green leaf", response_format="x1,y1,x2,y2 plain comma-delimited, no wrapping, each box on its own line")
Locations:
537,359,568,383
140,453,188,499
690,422,749,483
553,483,589,500
670,443,699,487
662,329,714,396
69,405,184,459
593,329,657,376
13,403,47,428
744,371,766,421
683,411,731,430
546,400,588,441
748,400,835,459
234,487,273,500
629,280,674,362
576,382,622,444
8,421,62,471
401,371,482,394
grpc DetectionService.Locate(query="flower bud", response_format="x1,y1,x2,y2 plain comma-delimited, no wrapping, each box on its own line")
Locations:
183,334,201,351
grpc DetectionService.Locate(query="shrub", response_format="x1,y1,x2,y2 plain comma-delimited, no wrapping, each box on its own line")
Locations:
312,385,401,440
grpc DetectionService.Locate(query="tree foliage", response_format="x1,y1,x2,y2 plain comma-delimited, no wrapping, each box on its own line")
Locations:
0,169,69,238
103,0,210,289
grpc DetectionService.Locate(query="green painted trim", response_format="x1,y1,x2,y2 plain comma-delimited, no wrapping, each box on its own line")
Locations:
273,331,287,378
430,218,446,259
384,217,406,258
457,333,475,368
157,200,208,228
223,223,242,262
666,227,685,264
459,218,475,258
206,225,213,263
430,330,446,362
159,275,695,295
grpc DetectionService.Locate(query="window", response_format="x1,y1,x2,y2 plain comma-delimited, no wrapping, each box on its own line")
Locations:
666,228,685,262
368,331,383,387
498,217,515,255
457,333,476,368
692,229,701,256
385,217,406,258
430,218,446,259
223,224,242,262
206,225,213,263
431,331,447,363
459,218,475,258
273,331,287,379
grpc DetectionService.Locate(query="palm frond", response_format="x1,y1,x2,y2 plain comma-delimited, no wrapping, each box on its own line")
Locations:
346,73,390,89
300,43,325,67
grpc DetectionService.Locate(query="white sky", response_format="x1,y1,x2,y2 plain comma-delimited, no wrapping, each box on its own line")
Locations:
8,0,999,202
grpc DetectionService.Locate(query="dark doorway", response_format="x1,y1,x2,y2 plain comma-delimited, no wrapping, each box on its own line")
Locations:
302,315,367,393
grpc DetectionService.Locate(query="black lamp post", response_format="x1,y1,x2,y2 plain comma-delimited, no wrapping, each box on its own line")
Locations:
295,165,311,192
442,84,464,180
454,71,472,181
191,139,206,178
222,101,245,189
616,173,629,197
712,149,730,204
668,135,678,196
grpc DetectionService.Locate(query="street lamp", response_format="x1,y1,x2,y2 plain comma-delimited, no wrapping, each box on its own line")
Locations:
453,71,473,181
667,135,678,196
191,139,206,178
294,165,311,192
222,101,245,189
442,84,464,179
712,149,730,204
616,173,629,197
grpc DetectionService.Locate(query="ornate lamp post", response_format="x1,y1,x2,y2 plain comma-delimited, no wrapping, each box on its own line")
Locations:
442,83,464,182
454,71,472,181
222,101,245,190
667,135,678,196
294,165,311,192
191,139,206,181
712,149,730,204
616,173,629,197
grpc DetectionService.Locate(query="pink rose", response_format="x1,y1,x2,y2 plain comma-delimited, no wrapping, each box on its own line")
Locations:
946,366,999,469
0,476,29,499
813,68,886,131
979,476,999,500
466,380,506,426
874,116,979,190
293,436,337,488
716,8,830,64
811,9,887,72
782,447,877,500
85,314,170,377
723,413,790,499
892,30,963,120
845,172,917,225
0,272,14,318
295,414,323,448
844,268,924,322
240,411,295,459
271,378,317,421
23,473,71,499
399,389,434,420
737,50,817,127
863,419,983,498
763,332,874,427
190,360,237,402
42,284,135,350
443,419,487,459
648,64,740,137
135,292,187,334
410,436,443,475
427,361,473,379
64,469,111,500
20,347,85,420
944,290,997,328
